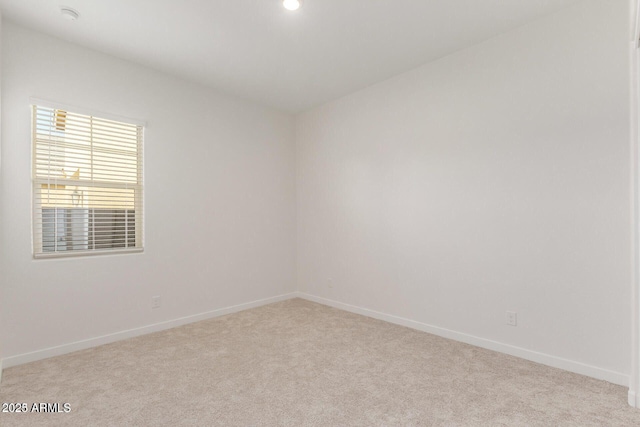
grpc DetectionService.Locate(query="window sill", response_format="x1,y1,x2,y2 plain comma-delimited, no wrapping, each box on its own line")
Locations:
34,247,144,259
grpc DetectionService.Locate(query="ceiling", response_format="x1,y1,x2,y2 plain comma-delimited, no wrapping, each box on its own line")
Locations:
0,0,581,113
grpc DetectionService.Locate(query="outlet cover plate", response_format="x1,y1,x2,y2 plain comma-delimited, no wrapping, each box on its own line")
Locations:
506,311,517,326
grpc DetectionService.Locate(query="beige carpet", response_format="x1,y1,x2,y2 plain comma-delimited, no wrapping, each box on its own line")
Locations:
1,298,639,426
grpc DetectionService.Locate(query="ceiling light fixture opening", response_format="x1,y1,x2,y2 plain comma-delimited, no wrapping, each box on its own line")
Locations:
60,6,80,21
283,0,301,11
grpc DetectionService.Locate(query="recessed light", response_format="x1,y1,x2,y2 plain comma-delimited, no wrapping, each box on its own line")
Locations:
283,0,301,11
60,6,80,21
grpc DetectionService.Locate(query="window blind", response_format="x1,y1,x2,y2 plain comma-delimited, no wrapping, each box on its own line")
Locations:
32,105,144,257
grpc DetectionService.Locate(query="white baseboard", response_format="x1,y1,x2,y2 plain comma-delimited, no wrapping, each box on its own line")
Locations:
630,390,638,408
297,292,630,387
3,293,297,369
3,291,631,391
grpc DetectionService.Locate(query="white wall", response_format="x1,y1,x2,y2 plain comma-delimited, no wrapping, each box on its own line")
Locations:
0,22,296,361
296,0,631,383
0,12,3,382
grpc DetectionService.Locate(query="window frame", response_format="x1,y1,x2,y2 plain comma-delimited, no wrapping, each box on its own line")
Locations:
31,99,146,259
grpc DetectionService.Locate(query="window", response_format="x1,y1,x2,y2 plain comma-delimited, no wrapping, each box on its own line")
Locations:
32,105,143,257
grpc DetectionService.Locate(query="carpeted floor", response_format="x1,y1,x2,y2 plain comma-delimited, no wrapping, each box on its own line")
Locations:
1,298,639,426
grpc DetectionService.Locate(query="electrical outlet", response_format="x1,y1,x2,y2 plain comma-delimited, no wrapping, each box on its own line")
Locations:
506,311,517,326
152,296,161,309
